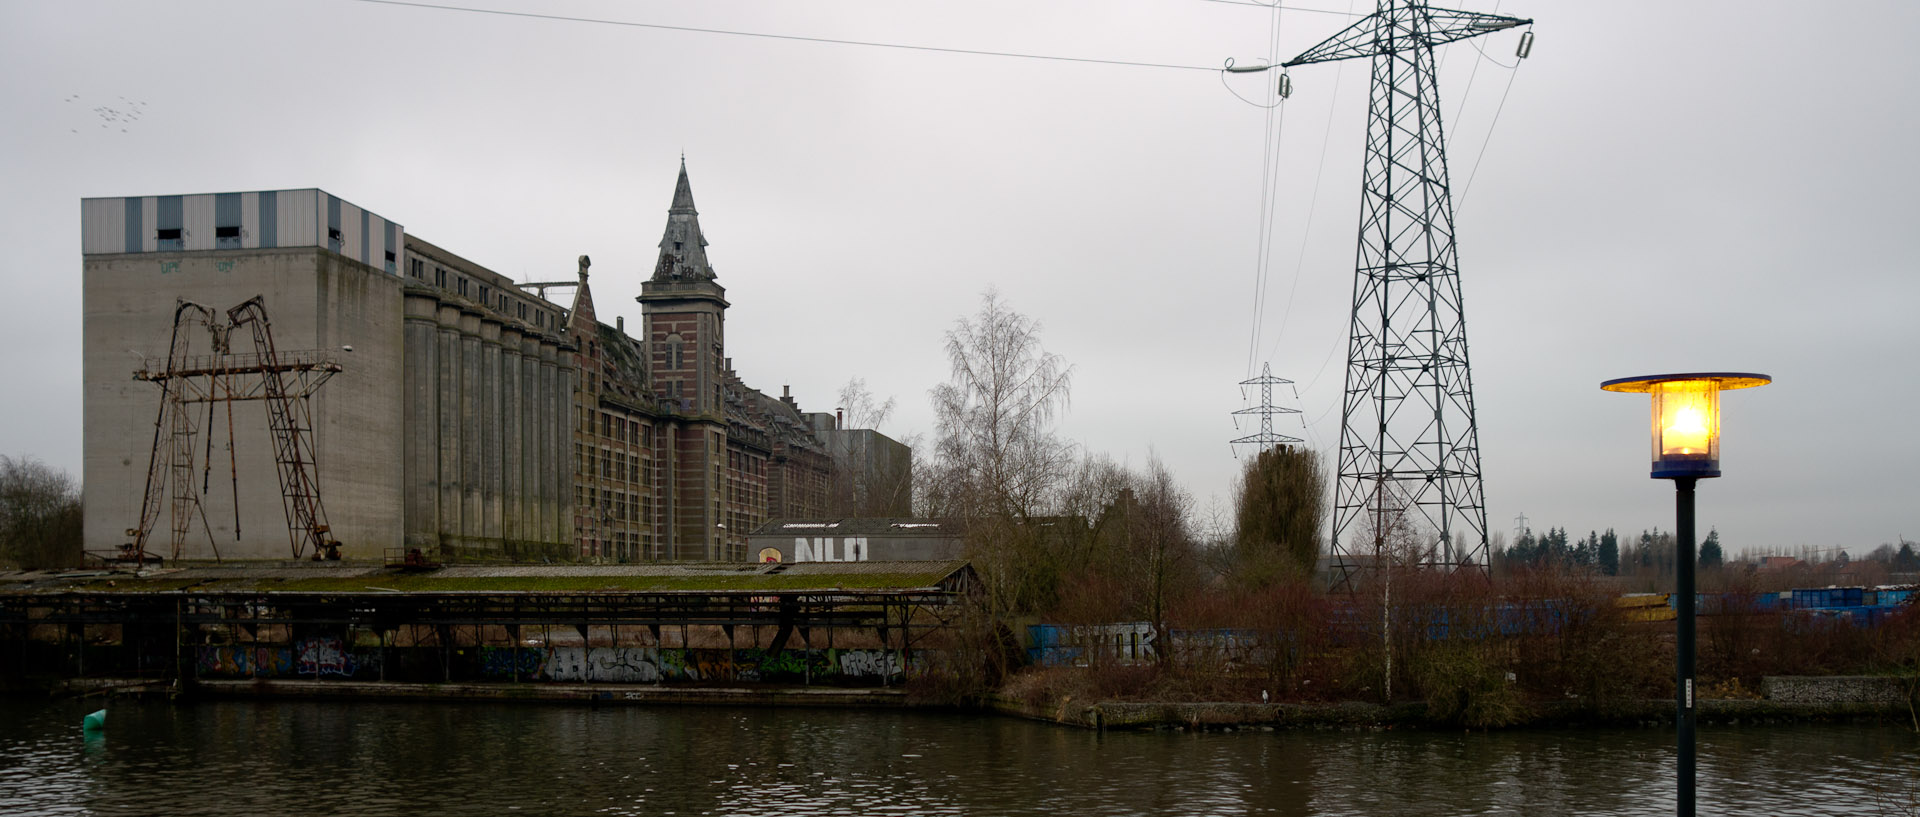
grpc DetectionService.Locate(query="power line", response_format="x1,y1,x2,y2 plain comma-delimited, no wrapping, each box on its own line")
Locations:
349,0,1221,72
1259,0,1355,370
1245,2,1287,377
1456,61,1523,213
1189,0,1362,16
1447,1,1503,140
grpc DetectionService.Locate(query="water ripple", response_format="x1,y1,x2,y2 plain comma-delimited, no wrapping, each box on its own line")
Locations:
2,699,1914,816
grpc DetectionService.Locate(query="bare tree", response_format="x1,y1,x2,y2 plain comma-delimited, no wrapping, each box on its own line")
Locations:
928,288,1073,520
836,377,896,432
1111,456,1199,657
825,378,914,517
927,289,1075,617
0,455,83,569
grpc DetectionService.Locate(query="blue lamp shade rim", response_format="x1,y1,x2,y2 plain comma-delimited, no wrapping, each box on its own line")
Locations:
1652,461,1721,479
1600,372,1771,393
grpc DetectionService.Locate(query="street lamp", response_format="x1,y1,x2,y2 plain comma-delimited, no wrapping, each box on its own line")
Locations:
1601,371,1770,817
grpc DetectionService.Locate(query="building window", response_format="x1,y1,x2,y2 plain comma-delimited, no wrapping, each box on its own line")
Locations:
156,228,184,251
215,225,242,250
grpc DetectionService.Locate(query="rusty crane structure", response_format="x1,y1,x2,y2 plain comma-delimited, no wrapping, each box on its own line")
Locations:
125,296,344,563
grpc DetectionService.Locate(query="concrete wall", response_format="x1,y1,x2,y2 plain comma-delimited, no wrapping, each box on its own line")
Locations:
400,287,574,560
82,247,405,559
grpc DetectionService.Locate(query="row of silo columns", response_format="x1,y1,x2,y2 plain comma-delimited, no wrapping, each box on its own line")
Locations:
403,289,574,559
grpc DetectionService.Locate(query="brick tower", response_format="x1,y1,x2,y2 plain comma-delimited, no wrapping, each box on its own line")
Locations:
639,160,730,560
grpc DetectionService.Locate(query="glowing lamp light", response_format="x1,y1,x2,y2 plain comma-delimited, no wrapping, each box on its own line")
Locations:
1600,372,1770,479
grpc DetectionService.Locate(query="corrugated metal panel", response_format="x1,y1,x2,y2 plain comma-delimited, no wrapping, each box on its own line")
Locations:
139,196,158,253
258,191,277,248
278,190,317,247
155,196,183,251
214,193,242,250
368,213,394,273
334,197,352,256
326,194,342,254
182,194,216,251
124,198,142,253
339,199,361,262
155,196,182,230
83,188,402,256
241,192,261,249
79,198,128,254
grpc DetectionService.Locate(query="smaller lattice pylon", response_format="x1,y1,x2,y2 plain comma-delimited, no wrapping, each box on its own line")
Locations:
1231,362,1304,452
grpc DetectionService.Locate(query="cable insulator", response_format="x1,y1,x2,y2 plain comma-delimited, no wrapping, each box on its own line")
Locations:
1516,31,1534,59
1277,74,1293,99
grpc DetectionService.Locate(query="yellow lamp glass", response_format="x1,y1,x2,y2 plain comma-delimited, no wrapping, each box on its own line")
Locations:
1652,380,1718,473
1601,372,1770,479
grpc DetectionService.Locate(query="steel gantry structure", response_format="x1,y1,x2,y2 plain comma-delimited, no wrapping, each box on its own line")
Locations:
126,296,343,563
1284,1,1532,588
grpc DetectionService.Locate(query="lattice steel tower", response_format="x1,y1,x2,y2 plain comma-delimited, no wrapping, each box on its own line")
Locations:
1231,363,1303,453
1284,2,1531,585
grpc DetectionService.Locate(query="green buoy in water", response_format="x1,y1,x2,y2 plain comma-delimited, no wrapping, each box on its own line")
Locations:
83,709,106,732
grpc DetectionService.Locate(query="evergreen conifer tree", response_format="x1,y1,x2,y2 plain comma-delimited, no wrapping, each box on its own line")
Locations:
1699,528,1723,568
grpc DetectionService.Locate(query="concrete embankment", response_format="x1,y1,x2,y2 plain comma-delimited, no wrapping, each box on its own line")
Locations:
44,675,1914,731
989,676,1917,731
55,677,909,708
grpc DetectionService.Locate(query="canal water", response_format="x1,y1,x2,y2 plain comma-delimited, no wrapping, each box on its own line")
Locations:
1,697,1914,816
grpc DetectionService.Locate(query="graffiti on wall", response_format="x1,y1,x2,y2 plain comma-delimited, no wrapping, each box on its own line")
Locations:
295,636,373,677
195,638,381,679
196,646,293,677
1028,622,1158,667
475,647,918,683
480,645,544,678
793,536,868,562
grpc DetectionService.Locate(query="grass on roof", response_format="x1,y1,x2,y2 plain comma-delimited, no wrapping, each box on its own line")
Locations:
35,570,951,594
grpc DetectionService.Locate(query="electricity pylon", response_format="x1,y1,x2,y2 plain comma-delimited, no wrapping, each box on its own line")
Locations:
1231,363,1303,453
1285,1,1531,589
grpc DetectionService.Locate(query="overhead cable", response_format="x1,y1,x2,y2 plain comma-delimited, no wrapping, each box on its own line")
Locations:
349,0,1220,72
1190,0,1362,15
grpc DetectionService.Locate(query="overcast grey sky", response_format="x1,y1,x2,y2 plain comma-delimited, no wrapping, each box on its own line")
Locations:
3,0,1914,555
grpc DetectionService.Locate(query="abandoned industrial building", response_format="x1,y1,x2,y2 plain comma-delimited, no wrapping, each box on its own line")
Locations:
80,163,909,563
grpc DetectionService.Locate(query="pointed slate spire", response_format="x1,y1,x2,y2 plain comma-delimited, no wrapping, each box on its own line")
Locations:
669,157,698,215
653,158,715,282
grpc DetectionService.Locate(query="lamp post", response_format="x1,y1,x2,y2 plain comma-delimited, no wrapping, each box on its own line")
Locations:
1601,372,1770,817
